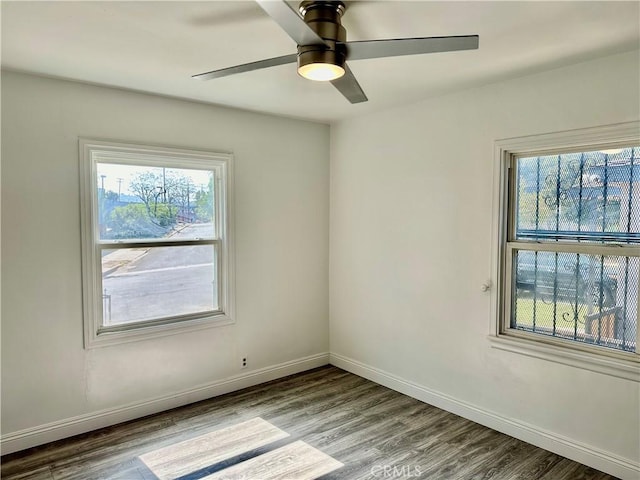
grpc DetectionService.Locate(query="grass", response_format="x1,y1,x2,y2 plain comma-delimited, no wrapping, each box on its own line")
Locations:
514,297,587,335
514,296,635,350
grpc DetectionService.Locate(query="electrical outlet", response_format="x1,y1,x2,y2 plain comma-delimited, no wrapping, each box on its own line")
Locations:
241,357,247,369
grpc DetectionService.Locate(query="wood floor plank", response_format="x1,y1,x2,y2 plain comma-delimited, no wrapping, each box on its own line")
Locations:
1,416,175,477
1,464,54,480
538,457,615,480
1,366,619,480
509,448,565,480
313,447,381,480
409,425,514,479
461,436,544,480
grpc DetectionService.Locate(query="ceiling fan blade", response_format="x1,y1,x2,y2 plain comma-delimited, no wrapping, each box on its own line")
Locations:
255,0,327,47
343,35,479,61
331,64,368,104
192,54,297,81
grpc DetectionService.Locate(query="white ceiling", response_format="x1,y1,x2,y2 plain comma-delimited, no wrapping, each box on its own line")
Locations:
2,1,639,123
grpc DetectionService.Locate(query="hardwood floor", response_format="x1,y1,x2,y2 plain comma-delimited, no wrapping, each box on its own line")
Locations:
1,366,618,480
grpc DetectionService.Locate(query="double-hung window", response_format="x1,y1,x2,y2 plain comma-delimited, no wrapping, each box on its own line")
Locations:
80,139,234,347
493,123,640,380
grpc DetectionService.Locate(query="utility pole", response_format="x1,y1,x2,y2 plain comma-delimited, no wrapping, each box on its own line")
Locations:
117,178,123,201
100,174,106,193
163,168,167,203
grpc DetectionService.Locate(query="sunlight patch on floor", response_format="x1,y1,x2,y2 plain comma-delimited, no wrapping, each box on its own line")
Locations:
139,417,289,479
139,417,343,480
203,440,343,480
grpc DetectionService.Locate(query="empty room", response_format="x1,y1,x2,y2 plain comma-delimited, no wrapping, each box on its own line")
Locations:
1,1,639,479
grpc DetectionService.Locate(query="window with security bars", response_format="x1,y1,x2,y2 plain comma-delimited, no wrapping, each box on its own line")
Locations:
506,146,639,354
80,140,235,348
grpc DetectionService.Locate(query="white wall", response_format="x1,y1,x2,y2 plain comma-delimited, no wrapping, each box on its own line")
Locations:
330,50,640,477
1,72,329,450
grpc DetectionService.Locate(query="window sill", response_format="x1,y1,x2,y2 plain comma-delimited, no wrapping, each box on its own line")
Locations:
85,314,235,348
488,334,639,382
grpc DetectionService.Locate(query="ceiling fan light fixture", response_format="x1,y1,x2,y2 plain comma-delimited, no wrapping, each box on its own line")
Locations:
298,62,344,81
297,46,346,82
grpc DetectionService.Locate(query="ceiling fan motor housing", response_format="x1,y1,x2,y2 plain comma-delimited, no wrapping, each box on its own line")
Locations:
297,1,347,73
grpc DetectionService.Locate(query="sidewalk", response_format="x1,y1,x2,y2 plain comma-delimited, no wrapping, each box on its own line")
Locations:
101,223,191,276
102,248,149,276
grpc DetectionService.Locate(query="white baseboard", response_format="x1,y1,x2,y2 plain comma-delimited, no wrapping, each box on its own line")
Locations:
1,352,329,455
329,352,639,480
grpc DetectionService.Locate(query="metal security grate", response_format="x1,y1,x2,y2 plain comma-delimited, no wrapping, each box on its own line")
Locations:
511,146,639,353
513,251,637,351
516,147,640,243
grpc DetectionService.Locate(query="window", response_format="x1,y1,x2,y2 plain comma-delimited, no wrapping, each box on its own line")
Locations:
492,123,640,380
80,139,234,347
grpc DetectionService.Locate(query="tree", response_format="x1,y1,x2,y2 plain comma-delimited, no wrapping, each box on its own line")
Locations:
537,155,619,231
107,169,212,238
105,204,168,239
129,171,161,213
98,190,121,236
168,175,195,221
195,175,214,222
129,170,178,227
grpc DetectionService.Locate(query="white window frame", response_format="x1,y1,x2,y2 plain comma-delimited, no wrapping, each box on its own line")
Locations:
490,122,640,382
79,139,235,348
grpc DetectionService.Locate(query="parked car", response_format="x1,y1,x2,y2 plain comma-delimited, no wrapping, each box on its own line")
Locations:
515,251,617,307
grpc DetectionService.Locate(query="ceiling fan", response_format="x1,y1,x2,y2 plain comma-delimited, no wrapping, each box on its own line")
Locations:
193,0,479,104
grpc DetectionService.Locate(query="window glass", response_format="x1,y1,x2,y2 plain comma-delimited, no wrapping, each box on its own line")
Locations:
509,145,639,353
101,244,218,328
